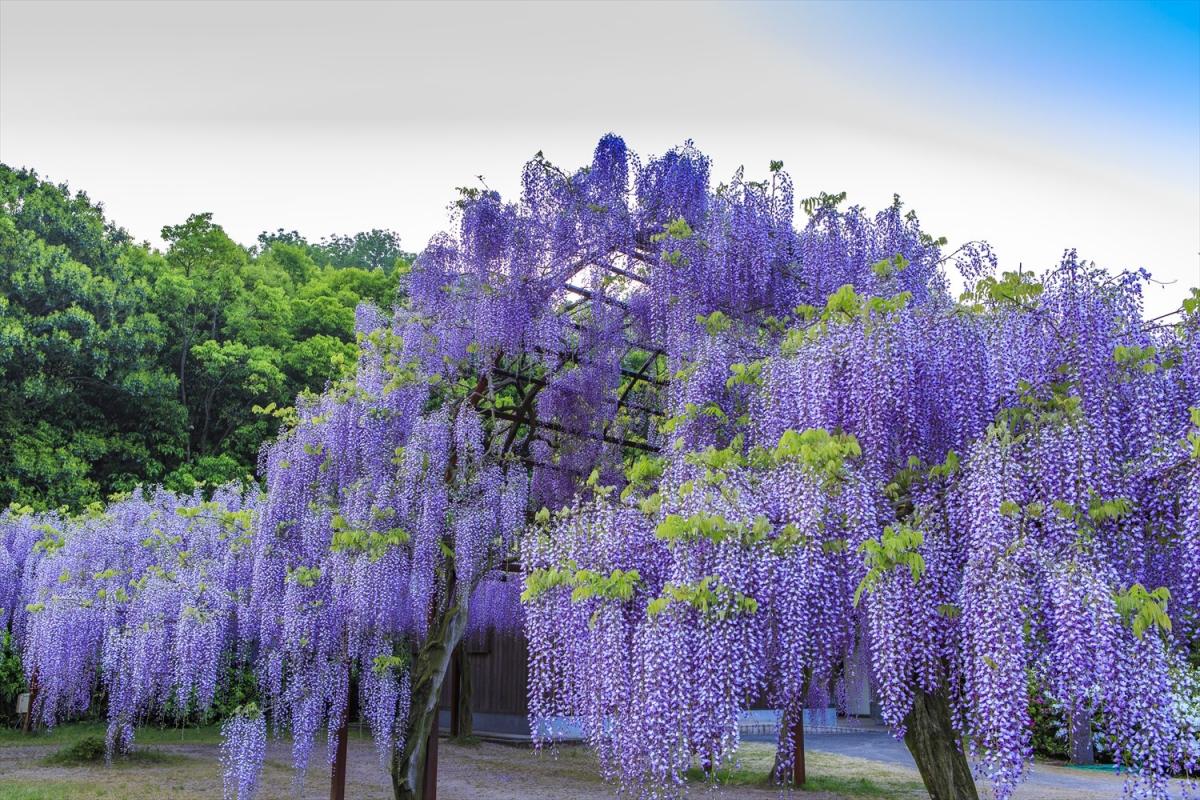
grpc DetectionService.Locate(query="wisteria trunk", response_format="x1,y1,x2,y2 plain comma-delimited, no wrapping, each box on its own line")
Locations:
390,600,470,800
902,686,978,800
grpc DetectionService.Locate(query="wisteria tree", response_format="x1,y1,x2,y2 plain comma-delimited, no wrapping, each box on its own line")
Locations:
6,135,1198,800
518,143,1200,800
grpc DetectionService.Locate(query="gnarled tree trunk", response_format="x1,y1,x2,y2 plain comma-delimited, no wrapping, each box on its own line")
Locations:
902,685,979,800
390,598,469,800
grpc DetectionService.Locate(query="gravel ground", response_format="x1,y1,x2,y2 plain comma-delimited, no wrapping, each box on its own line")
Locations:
0,727,1170,800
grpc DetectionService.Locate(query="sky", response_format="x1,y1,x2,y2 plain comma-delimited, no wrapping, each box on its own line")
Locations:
1,0,1198,316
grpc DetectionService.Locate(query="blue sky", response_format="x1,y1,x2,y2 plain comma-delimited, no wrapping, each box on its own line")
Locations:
1,0,1197,315
787,0,1199,171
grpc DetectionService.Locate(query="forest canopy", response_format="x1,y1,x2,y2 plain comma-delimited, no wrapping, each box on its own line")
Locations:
0,164,411,510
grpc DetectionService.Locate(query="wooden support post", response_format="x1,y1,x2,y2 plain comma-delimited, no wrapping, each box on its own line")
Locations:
329,667,354,800
330,709,350,800
791,710,806,787
23,672,38,734
449,646,460,739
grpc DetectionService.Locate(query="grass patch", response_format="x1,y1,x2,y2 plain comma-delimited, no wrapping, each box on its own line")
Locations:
0,720,224,748
682,743,926,798
0,782,83,800
801,774,919,797
40,734,189,767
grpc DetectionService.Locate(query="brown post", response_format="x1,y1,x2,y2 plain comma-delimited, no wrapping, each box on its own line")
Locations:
23,672,38,733
329,667,354,800
449,646,460,738
791,710,806,787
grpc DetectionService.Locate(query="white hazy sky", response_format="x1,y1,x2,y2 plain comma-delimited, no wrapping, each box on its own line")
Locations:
2,0,1197,316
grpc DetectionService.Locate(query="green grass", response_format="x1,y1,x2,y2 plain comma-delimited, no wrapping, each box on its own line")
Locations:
680,743,927,798
685,763,919,797
0,720,224,748
39,734,190,767
800,774,921,797
0,782,82,800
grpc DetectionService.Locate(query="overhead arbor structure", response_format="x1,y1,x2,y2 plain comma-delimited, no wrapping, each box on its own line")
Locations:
6,135,1199,800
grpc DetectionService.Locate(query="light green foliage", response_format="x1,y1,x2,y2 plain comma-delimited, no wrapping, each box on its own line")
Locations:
781,284,912,354
1112,344,1161,374
696,310,732,336
621,456,666,500
520,564,641,605
329,513,411,561
647,576,758,620
725,360,765,390
1182,288,1200,317
1185,407,1200,460
772,428,862,486
1114,584,1172,639
799,191,847,216
960,270,1043,312
854,522,926,606
372,652,411,675
871,253,910,279
285,565,322,588
997,378,1082,434
649,216,694,243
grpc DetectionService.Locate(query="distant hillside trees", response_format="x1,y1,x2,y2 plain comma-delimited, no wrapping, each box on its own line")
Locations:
0,164,410,509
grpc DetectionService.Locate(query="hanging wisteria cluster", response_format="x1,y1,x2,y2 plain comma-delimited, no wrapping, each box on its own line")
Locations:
516,145,1200,800
3,135,1197,800
8,488,258,753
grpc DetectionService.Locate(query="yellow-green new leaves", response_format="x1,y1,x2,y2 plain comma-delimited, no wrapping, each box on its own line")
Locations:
286,565,322,588
726,360,765,390
1112,344,1160,374
570,568,641,603
520,564,575,602
696,310,732,336
328,513,410,561
871,253,910,279
621,456,666,501
251,401,299,429
1114,584,1172,639
853,523,926,607
649,216,695,244
647,576,758,621
960,270,1044,312
372,653,410,675
655,512,740,546
1183,288,1200,317
1186,407,1200,460
650,217,695,268
781,285,913,355
520,564,641,605
773,428,861,486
